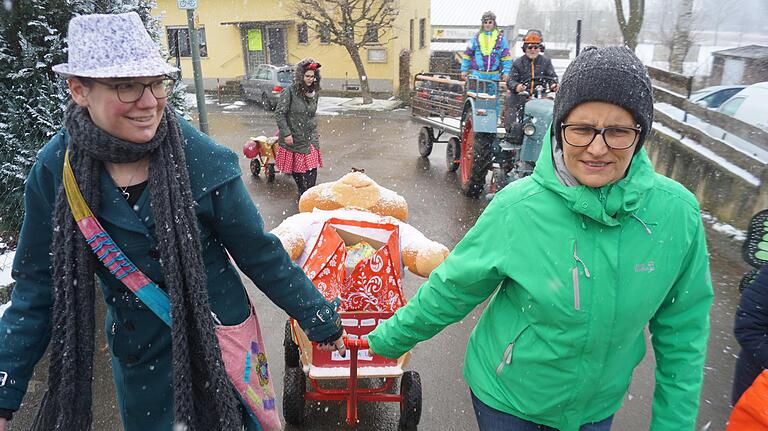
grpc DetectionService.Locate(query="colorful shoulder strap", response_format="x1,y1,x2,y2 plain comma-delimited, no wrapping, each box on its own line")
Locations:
63,149,172,327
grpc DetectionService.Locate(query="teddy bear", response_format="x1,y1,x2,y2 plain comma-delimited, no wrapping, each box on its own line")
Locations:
271,172,449,278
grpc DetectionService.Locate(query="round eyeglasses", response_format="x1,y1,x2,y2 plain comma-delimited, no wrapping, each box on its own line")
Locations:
560,124,641,150
85,77,176,103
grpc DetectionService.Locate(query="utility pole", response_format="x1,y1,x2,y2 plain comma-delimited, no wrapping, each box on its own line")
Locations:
178,0,209,134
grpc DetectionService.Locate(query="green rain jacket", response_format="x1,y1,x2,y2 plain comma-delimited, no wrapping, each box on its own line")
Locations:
369,131,713,431
275,85,319,155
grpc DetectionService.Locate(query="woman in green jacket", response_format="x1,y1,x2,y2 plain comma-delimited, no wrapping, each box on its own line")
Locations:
0,13,344,431
369,46,713,431
275,58,323,199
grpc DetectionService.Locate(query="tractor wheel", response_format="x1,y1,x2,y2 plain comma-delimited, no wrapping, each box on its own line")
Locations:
283,367,306,425
284,319,300,368
266,163,276,183
460,112,492,197
445,137,460,172
418,127,434,157
399,371,422,430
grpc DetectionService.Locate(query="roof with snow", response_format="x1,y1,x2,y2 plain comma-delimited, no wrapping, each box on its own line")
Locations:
712,45,768,60
431,0,519,27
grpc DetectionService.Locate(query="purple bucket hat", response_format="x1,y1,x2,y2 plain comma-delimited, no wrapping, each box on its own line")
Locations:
52,12,179,78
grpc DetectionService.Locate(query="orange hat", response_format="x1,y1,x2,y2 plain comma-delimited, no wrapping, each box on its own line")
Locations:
523,30,543,45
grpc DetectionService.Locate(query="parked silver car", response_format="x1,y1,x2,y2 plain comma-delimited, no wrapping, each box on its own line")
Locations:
243,64,294,110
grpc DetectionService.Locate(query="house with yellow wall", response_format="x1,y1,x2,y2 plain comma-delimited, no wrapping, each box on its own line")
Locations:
154,0,431,95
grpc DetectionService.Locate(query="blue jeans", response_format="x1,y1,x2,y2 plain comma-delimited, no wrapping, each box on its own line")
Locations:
471,391,614,431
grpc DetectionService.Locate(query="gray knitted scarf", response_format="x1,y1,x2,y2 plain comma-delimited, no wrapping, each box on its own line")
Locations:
33,103,243,430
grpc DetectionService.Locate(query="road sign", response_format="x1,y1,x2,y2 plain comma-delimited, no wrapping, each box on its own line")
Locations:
177,0,197,9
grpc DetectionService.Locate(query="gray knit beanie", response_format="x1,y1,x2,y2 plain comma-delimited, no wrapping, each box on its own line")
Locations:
553,45,654,153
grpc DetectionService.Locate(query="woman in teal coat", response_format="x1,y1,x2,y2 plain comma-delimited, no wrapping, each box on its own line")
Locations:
369,46,713,431
0,13,344,431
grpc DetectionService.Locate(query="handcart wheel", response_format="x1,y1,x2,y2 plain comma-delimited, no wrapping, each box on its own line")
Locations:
418,127,434,158
266,163,276,183
445,137,460,172
284,319,300,368
399,371,422,430
283,367,306,425
250,158,261,177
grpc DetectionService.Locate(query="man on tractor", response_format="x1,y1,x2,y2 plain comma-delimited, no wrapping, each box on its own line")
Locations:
505,30,559,130
460,11,512,198
460,11,512,82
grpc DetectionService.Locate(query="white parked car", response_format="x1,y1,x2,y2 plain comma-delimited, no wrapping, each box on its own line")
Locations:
689,85,746,108
716,82,768,132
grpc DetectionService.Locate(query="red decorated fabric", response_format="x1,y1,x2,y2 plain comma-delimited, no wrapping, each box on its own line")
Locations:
302,218,404,312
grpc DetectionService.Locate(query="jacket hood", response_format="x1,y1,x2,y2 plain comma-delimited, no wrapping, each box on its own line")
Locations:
294,58,321,92
531,125,655,226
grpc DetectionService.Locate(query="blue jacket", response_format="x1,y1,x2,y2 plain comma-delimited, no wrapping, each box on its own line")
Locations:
0,116,340,430
733,264,768,403
460,29,512,77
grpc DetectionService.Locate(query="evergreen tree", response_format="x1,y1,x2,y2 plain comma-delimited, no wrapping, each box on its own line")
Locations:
0,0,185,244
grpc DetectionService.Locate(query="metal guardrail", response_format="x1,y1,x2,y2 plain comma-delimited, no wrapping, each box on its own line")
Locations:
653,86,768,152
647,65,692,96
653,108,766,175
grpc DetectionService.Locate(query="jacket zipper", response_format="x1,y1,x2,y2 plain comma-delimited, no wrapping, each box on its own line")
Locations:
495,326,528,376
496,342,515,376
572,241,591,311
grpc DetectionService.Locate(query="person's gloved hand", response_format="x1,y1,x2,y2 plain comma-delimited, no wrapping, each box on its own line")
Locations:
317,328,347,356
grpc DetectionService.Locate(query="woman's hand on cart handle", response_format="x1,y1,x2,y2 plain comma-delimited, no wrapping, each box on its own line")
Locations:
343,336,370,350
318,329,347,356
284,135,294,145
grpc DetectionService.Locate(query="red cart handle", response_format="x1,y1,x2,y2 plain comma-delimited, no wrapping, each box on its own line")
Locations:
343,336,369,349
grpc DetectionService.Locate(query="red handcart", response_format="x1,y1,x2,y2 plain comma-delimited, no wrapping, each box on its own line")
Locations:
282,218,422,429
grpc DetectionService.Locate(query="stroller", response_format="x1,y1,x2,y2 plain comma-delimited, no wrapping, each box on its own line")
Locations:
243,135,280,182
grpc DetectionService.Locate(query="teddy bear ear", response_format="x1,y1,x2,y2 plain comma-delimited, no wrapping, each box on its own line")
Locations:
298,172,409,222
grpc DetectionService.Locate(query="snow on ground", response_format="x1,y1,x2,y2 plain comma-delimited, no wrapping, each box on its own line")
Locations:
182,91,216,105
701,212,746,242
0,249,14,318
222,100,247,110
316,97,402,116
0,249,14,288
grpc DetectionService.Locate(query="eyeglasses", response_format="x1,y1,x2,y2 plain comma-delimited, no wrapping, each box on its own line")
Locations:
85,77,176,103
524,44,541,50
561,124,641,150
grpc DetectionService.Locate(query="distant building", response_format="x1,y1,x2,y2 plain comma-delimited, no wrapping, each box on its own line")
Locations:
709,45,768,86
429,0,519,73
153,0,430,95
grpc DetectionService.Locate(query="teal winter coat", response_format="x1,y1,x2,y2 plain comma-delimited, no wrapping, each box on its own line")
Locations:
0,116,340,430
369,131,713,431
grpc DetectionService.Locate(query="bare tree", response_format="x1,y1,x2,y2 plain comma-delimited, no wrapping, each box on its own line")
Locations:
291,0,398,104
668,0,694,73
613,0,645,51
